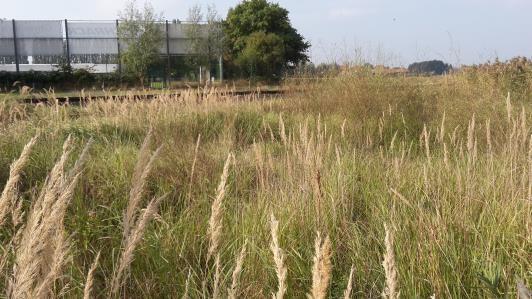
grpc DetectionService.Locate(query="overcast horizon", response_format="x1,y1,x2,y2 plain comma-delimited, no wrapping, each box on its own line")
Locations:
2,0,531,66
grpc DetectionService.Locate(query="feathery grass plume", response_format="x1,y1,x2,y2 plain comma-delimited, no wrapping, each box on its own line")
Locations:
11,194,25,228
389,131,398,152
123,145,162,240
341,118,347,139
212,254,222,299
83,251,101,299
207,153,234,260
0,134,38,227
34,232,70,298
110,194,166,296
11,137,89,299
270,213,287,299
182,268,192,299
123,129,157,239
308,232,332,299
382,224,399,299
228,239,248,299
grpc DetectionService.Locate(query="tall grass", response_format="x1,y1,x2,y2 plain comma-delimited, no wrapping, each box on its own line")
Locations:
0,66,530,297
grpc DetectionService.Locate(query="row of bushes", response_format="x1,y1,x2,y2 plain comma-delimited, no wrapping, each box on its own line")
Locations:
0,69,139,92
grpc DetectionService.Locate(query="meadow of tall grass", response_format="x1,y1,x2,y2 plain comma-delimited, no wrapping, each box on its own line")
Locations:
0,64,530,298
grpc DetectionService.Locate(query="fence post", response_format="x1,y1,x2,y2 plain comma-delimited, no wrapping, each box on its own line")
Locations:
12,19,19,73
64,19,71,67
116,20,121,74
219,55,223,83
165,20,170,88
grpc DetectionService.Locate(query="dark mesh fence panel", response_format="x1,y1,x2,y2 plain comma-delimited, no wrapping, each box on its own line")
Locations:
0,20,15,56
68,22,118,55
15,20,63,56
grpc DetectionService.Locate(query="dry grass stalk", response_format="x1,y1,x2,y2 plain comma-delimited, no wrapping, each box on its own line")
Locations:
438,112,446,143
382,224,399,299
308,232,332,299
212,254,222,299
506,92,512,123
228,239,248,299
11,137,90,299
343,265,355,299
443,143,449,169
529,136,532,200
182,268,192,299
270,213,287,299
110,194,166,296
0,135,38,227
188,134,202,200
83,251,101,299
279,114,288,145
467,114,476,158
422,125,431,165
207,153,234,260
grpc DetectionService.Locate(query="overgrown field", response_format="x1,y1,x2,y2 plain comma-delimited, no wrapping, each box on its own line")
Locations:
0,68,531,298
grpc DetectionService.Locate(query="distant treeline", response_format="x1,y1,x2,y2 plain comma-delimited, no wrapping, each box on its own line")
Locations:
291,60,454,77
407,60,453,75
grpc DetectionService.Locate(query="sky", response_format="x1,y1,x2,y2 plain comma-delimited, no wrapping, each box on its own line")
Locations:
2,0,531,66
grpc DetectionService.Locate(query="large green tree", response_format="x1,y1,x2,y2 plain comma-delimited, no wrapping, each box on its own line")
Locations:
118,0,164,86
224,0,310,76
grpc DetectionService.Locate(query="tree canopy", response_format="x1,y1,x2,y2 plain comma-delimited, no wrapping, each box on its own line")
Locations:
224,0,310,77
118,0,164,85
236,32,285,79
408,60,452,75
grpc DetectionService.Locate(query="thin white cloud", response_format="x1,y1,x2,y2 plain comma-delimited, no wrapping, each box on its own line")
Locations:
327,7,375,19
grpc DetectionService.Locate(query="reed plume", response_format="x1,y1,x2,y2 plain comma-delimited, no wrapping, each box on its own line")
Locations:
207,153,234,260
212,254,221,299
10,136,90,299
123,130,161,240
83,251,101,299
270,213,287,299
228,239,248,299
382,224,399,299
308,232,332,299
0,134,38,227
110,194,166,296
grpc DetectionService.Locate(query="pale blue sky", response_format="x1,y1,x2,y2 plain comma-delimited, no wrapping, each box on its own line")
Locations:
3,0,531,66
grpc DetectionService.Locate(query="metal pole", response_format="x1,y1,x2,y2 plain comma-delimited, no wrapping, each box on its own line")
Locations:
219,55,223,83
165,20,170,88
12,19,19,73
116,20,121,74
64,19,71,67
